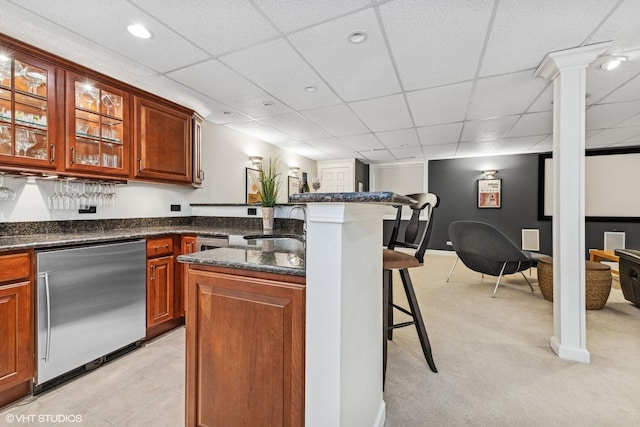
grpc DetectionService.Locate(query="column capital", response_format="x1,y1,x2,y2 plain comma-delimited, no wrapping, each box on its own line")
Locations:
534,41,613,80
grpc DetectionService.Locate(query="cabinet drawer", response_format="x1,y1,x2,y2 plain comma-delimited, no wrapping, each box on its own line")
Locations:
147,237,174,257
0,252,31,283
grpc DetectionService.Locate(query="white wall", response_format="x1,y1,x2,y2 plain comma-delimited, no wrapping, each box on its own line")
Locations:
0,121,317,222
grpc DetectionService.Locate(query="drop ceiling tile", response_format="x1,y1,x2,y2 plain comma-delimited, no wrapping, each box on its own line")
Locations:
421,143,458,159
358,149,396,162
615,112,640,128
224,120,293,144
587,58,640,104
300,104,369,136
389,146,424,160
586,127,640,145
260,113,331,140
493,136,547,154
528,135,553,152
375,128,420,148
406,82,473,127
168,60,292,118
527,85,553,113
608,140,640,149
348,94,413,132
288,8,400,101
417,122,463,146
221,39,341,110
307,138,356,154
254,0,369,33
456,141,498,157
15,0,208,72
481,0,618,76
130,0,278,56
278,142,336,159
505,112,552,138
340,134,386,151
379,0,493,90
462,116,519,142
598,71,640,104
586,101,640,130
588,0,640,51
467,70,549,120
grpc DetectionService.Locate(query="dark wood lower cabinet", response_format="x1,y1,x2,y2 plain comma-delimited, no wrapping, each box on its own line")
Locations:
185,266,305,427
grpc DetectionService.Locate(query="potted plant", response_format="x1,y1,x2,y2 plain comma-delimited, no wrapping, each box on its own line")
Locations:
257,157,281,231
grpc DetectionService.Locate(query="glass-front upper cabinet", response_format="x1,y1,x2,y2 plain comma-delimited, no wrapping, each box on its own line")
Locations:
0,51,57,168
66,72,129,176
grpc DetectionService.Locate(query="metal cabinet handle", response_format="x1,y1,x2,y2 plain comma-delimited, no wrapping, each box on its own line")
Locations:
38,272,52,362
50,144,55,162
199,170,205,181
150,264,156,280
138,158,142,172
163,244,169,249
70,147,76,164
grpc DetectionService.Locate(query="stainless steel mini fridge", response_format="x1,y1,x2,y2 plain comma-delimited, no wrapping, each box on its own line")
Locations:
35,239,146,390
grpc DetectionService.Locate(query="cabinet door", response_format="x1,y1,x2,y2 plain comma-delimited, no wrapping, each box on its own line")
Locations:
146,256,175,328
179,236,197,316
0,51,58,170
65,72,129,177
134,96,191,183
186,270,305,427
0,281,33,390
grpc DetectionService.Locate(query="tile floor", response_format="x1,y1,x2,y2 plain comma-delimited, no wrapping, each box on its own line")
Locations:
0,327,185,427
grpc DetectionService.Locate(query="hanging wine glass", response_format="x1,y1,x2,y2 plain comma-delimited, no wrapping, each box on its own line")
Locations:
0,174,16,201
110,95,122,118
101,93,114,116
0,125,11,146
24,68,45,94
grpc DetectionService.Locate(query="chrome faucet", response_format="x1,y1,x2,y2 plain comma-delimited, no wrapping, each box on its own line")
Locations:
288,205,307,239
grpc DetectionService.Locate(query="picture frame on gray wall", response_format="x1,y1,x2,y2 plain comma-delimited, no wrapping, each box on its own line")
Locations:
478,179,501,209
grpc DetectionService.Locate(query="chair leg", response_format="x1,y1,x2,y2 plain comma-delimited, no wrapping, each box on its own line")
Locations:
492,262,508,298
399,269,437,373
386,269,394,340
383,269,393,388
446,256,459,282
520,271,535,292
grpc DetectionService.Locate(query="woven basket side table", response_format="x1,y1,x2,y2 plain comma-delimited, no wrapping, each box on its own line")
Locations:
536,257,612,309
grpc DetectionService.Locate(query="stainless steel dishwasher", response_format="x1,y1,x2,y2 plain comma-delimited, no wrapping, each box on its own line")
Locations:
35,239,146,392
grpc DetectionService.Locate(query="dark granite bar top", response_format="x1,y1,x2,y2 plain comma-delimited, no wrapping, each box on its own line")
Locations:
178,237,305,277
0,225,268,251
289,191,416,205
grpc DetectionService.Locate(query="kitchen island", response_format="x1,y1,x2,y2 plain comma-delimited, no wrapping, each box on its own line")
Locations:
179,192,416,427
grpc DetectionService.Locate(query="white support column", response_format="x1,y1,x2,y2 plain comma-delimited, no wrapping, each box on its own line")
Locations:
304,202,387,427
534,42,612,363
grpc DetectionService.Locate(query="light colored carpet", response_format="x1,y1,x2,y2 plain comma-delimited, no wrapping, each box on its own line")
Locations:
383,252,640,427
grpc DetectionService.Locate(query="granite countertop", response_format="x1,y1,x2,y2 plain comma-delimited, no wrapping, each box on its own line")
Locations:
178,237,305,277
0,225,272,251
288,191,416,205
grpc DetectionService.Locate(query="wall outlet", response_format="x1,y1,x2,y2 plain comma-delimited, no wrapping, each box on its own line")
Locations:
79,206,97,214
247,207,257,216
170,204,181,212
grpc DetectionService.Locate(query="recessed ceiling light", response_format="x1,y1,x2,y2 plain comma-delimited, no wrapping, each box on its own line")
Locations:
127,24,152,39
263,101,275,108
600,56,627,71
304,85,317,92
348,30,367,44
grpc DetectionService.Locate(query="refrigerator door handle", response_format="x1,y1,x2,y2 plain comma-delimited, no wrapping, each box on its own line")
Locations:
38,272,52,362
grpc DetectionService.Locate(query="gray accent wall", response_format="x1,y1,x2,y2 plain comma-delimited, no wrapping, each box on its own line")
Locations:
427,153,640,257
355,159,370,191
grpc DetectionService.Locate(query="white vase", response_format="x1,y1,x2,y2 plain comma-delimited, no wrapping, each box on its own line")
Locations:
262,206,274,231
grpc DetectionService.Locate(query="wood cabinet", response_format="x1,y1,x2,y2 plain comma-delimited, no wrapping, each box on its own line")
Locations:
185,265,305,427
0,251,34,408
134,96,192,184
0,50,60,172
64,72,130,177
191,113,204,187
146,236,181,339
179,235,197,316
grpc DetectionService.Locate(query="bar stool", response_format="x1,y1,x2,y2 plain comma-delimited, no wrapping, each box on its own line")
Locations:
383,193,439,384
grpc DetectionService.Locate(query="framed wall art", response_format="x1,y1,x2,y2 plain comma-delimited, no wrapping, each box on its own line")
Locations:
478,179,501,209
288,176,300,199
245,167,261,204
